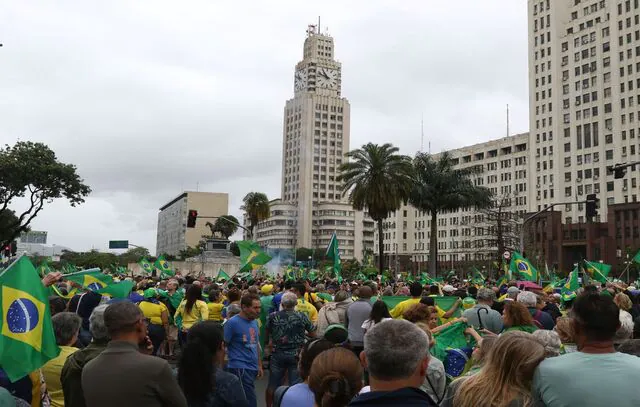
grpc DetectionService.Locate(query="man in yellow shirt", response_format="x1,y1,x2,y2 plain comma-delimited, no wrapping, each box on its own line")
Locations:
390,282,461,322
292,283,318,324
43,312,82,407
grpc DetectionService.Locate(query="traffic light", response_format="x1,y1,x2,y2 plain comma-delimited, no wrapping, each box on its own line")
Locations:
586,194,598,219
187,209,198,228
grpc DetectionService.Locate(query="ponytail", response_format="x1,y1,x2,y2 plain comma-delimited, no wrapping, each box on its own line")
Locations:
318,373,353,407
177,321,223,403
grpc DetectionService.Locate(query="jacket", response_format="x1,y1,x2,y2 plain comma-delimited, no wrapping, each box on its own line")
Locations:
349,387,437,406
317,299,352,335
60,341,108,407
81,341,187,407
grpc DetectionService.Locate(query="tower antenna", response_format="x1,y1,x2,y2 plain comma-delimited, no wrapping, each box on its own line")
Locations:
506,104,510,137
318,16,321,34
421,113,424,152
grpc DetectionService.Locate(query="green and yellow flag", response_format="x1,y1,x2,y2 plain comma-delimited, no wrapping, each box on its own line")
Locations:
36,261,52,277
509,252,538,282
138,258,153,275
632,249,640,265
96,281,134,299
496,274,508,288
0,257,60,381
583,260,611,283
326,232,342,284
561,266,580,301
154,256,175,279
238,241,272,272
64,269,113,291
217,269,231,282
284,266,295,281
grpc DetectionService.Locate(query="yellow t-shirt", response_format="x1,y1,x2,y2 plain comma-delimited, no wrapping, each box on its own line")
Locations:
138,301,168,325
207,302,224,321
175,299,209,330
390,298,421,319
42,346,79,407
295,299,318,324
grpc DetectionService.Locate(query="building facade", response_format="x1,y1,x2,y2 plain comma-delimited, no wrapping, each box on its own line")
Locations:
156,191,229,256
528,0,640,223
249,24,374,261
373,133,530,273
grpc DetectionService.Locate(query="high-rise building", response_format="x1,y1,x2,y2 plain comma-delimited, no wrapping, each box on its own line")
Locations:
528,0,640,223
157,191,228,256
249,24,374,260
374,133,530,271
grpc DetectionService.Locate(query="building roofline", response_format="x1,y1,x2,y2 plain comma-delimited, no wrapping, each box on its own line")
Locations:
159,192,188,211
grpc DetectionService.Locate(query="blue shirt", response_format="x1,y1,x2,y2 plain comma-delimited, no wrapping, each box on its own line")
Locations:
223,315,260,370
281,383,314,407
272,292,284,311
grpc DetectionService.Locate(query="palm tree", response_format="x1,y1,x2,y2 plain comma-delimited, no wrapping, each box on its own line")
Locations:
409,151,493,275
241,192,270,239
338,143,414,274
205,215,240,239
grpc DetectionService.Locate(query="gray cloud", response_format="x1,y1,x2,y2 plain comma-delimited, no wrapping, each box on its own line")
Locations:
0,0,529,252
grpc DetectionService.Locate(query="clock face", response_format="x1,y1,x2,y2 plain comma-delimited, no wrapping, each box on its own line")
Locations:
317,67,338,89
294,69,308,91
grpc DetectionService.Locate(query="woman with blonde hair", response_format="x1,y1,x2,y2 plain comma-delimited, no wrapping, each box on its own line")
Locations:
308,347,363,407
441,331,546,407
614,292,634,343
554,316,577,353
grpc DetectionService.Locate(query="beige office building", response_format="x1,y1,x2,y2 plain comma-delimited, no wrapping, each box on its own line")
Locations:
156,191,229,256
374,133,530,269
249,24,374,260
528,0,640,222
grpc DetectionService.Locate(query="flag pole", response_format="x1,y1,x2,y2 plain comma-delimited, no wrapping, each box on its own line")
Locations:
60,267,102,277
617,261,632,281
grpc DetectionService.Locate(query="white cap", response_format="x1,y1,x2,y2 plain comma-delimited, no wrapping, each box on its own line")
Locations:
629,286,636,291
442,284,455,293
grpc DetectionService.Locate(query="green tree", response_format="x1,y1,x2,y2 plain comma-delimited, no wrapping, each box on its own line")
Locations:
0,209,30,245
205,215,240,239
241,192,270,239
410,152,493,275
0,141,91,248
178,245,204,260
338,143,414,274
117,247,150,266
230,241,240,256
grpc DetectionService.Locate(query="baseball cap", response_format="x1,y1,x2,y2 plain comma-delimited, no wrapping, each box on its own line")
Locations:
261,284,274,295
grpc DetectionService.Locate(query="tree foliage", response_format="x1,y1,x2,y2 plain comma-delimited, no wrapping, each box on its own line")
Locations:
0,141,91,247
0,209,30,245
409,151,493,275
241,192,270,237
205,215,240,239
338,143,414,274
178,245,204,260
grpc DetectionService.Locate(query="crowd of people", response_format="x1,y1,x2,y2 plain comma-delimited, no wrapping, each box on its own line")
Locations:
2,272,640,407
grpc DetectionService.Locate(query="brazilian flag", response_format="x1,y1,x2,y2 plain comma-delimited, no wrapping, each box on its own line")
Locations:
509,252,538,282
64,269,113,291
0,256,60,381
138,258,153,275
154,256,175,279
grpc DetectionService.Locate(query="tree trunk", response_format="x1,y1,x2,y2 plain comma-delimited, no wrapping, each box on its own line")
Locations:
377,219,385,275
429,209,438,276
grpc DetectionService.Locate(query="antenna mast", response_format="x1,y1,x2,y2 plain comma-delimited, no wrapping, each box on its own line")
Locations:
318,16,321,34
506,104,510,137
421,113,424,152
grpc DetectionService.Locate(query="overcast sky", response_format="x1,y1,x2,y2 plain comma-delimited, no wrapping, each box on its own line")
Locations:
0,0,529,254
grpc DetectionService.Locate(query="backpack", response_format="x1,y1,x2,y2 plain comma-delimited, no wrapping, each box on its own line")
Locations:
532,310,544,329
273,385,290,407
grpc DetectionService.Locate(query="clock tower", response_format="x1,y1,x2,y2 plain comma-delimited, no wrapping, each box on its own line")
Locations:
281,23,351,248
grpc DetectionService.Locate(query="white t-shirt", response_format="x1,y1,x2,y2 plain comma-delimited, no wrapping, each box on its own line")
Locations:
361,318,392,332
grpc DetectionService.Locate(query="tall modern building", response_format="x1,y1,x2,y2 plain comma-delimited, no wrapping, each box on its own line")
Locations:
528,0,640,222
157,191,229,256
374,133,530,272
249,24,374,260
